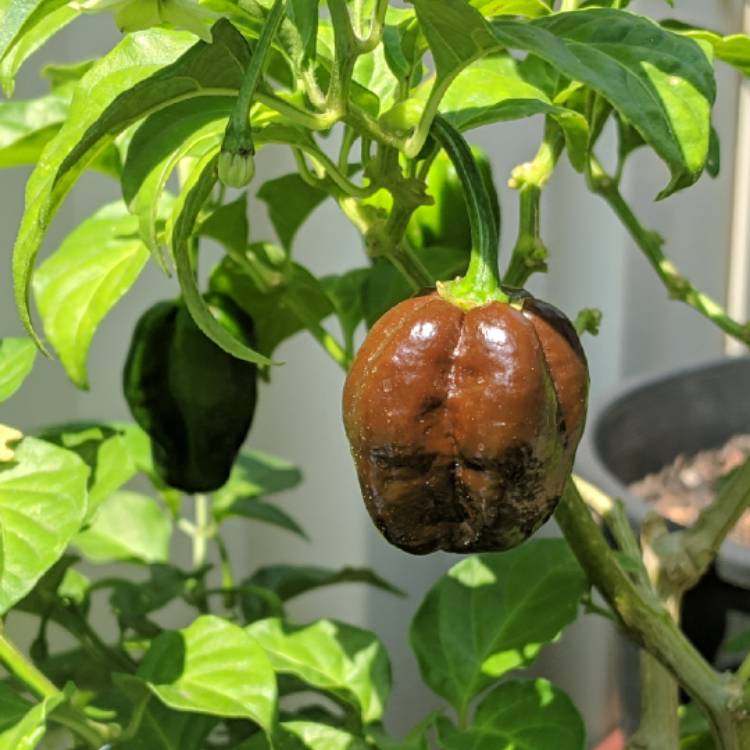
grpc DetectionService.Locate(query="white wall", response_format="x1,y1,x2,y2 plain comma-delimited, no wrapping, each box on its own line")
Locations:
0,2,747,746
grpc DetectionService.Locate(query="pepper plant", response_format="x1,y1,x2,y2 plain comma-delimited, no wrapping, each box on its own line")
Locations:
0,0,750,748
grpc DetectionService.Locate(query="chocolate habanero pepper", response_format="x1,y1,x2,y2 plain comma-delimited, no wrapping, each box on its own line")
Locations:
123,292,258,493
343,118,589,555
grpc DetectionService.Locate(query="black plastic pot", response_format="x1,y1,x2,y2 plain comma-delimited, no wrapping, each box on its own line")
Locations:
577,356,750,666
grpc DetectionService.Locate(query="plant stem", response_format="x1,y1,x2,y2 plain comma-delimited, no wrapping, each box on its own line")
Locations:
663,456,750,587
326,0,358,113
357,0,389,52
431,116,506,306
504,121,564,287
556,479,748,748
221,0,287,164
587,157,750,347
193,494,209,569
0,624,59,699
628,516,680,750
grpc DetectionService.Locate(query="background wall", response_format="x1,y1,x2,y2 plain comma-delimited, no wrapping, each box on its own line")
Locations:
0,1,747,746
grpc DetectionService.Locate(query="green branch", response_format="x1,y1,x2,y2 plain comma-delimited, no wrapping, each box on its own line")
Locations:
587,157,750,347
220,0,288,187
504,121,564,287
556,478,749,749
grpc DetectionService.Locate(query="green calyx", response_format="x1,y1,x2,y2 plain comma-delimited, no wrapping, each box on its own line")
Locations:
429,116,508,309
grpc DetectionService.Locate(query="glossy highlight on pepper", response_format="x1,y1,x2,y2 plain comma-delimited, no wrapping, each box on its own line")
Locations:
343,291,589,555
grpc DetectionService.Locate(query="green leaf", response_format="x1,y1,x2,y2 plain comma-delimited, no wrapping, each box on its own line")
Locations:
0,685,33,732
363,245,468,327
723,628,750,654
0,94,68,168
493,9,716,196
663,22,750,77
139,615,277,730
436,55,588,170
240,565,402,621
33,201,149,388
36,421,137,520
199,193,249,255
410,538,587,715
0,3,77,94
413,0,497,85
217,498,308,539
240,721,370,750
0,0,69,89
112,674,217,750
470,0,551,18
108,564,190,632
321,269,369,354
246,565,403,602
435,679,585,750
0,437,89,614
122,96,232,266
288,0,319,62
209,246,334,359
12,20,255,350
0,692,64,750
214,450,303,508
74,490,171,564
257,174,328,251
0,338,36,402
247,617,391,723
172,150,272,366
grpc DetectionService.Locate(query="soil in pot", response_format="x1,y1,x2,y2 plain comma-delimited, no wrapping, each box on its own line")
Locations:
629,434,750,547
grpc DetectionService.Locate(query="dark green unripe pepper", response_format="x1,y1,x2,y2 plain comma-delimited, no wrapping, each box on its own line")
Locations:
123,293,258,493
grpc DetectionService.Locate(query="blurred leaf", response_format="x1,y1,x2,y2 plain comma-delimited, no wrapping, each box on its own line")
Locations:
33,201,149,389
36,421,137,520
321,269,369,353
0,3,77,94
0,685,33,732
240,565,402,622
247,617,391,723
41,59,94,89
471,0,551,17
288,0,319,63
410,539,586,715
0,437,88,614
257,173,328,251
210,247,334,359
724,628,750,654
74,490,172,564
239,721,369,750
218,498,308,539
0,94,68,168
0,338,36,402
199,193,249,255
111,674,217,750
435,679,585,749
0,692,64,750
214,450,303,511
109,564,190,634
363,245,468,327
139,615,277,730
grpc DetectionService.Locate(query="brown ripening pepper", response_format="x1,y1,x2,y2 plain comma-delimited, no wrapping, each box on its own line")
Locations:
342,290,588,555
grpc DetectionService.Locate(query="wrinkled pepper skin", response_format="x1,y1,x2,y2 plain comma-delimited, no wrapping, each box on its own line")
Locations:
343,291,588,555
123,293,258,493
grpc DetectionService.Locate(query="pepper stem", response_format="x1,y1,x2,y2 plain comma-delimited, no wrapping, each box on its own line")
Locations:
430,116,507,308
219,0,287,187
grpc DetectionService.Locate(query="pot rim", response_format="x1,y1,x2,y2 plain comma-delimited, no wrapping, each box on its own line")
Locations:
576,355,750,588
